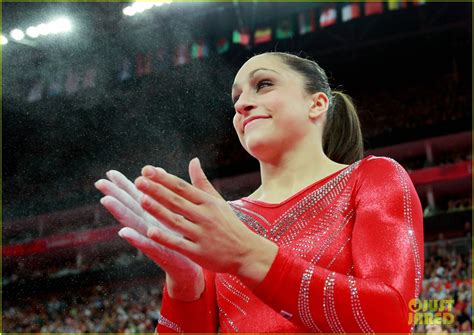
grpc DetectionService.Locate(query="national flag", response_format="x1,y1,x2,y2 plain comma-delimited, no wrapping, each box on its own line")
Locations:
135,53,152,78
118,58,132,81
216,37,230,54
298,10,316,35
254,27,272,44
342,3,361,22
27,81,43,103
232,29,250,45
319,6,337,28
275,19,294,39
191,40,209,59
388,0,407,10
65,70,80,95
82,68,96,89
154,48,169,72
143,52,153,75
412,0,426,6
174,45,189,66
364,2,384,16
47,75,63,97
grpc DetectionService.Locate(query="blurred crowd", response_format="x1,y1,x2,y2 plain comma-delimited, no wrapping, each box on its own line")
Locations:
414,237,472,333
2,281,163,333
357,76,470,139
3,237,471,333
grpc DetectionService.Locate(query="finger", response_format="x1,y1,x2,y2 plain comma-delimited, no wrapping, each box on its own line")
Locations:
118,227,193,272
189,157,222,199
147,226,197,259
95,179,145,218
139,193,201,241
141,165,209,206
100,196,151,235
136,176,205,224
106,170,143,202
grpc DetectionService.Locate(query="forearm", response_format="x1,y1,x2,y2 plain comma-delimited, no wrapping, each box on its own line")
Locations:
166,270,204,301
235,232,279,290
158,270,218,333
250,247,411,333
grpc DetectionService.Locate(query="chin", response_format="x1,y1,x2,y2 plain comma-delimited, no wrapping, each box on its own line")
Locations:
245,137,280,161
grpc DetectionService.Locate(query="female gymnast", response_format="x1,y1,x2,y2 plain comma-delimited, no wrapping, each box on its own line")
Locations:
95,52,424,332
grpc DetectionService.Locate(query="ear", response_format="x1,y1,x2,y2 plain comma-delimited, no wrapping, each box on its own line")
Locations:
308,92,330,120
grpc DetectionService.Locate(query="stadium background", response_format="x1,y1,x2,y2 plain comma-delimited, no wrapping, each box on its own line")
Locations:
2,1,472,332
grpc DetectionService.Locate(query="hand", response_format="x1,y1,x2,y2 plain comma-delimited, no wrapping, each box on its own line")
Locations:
135,158,278,288
94,170,203,300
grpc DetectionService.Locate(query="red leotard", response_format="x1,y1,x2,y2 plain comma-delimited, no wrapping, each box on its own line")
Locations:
157,155,424,333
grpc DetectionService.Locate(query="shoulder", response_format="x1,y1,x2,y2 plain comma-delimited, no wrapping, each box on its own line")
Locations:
357,155,407,179
354,155,411,191
358,155,403,171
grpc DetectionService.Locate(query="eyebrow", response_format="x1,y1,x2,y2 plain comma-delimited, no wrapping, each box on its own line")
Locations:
232,68,280,90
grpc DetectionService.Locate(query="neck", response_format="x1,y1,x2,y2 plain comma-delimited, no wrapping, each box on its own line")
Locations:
251,141,348,203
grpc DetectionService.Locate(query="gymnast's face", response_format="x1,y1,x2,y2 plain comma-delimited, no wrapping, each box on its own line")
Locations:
231,54,317,160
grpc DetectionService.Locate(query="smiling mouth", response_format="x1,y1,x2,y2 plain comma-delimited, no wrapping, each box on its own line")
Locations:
244,117,270,131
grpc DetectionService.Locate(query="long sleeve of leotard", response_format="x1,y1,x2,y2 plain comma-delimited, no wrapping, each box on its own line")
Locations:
252,157,424,333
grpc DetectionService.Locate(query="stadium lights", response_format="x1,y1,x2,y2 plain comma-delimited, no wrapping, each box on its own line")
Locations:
1,35,8,45
47,18,72,34
10,29,25,41
123,1,173,17
9,17,73,44
26,26,40,38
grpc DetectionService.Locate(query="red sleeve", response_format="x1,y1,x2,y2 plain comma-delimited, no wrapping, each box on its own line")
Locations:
252,157,424,333
156,270,218,333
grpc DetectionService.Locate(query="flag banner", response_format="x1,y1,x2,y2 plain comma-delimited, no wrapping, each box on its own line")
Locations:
320,6,337,28
118,58,132,81
154,49,168,72
388,0,408,10
254,27,272,44
275,19,294,39
47,75,63,97
135,53,145,78
27,81,44,103
298,10,316,35
82,68,97,89
232,29,250,45
174,45,189,65
143,52,153,75
191,40,209,59
412,0,426,6
342,3,361,22
216,37,230,54
65,70,80,95
364,1,384,16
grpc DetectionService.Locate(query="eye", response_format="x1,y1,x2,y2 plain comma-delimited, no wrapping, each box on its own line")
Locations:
256,79,273,91
232,95,240,105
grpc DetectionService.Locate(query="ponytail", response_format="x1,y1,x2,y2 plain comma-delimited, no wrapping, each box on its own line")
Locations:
264,52,364,164
323,91,364,164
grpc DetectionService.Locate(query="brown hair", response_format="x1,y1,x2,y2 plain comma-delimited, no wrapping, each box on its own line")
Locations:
265,52,364,164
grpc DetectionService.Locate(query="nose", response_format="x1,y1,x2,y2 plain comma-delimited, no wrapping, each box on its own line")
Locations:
234,95,256,116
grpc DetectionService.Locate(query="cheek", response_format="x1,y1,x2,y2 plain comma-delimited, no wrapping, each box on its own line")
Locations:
232,114,240,133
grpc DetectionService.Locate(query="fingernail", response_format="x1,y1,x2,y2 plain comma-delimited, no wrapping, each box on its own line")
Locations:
141,195,152,209
142,166,155,178
138,177,149,188
147,227,159,238
155,167,166,175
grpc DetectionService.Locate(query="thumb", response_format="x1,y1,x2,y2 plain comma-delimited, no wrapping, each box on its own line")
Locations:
189,157,222,199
